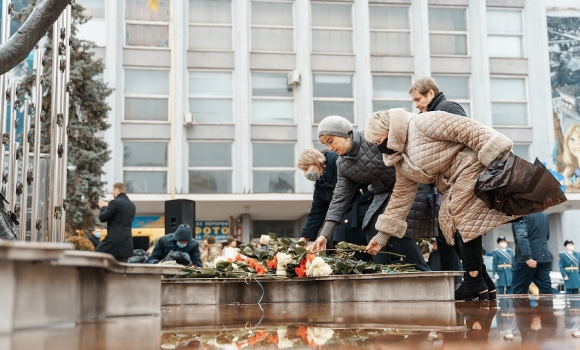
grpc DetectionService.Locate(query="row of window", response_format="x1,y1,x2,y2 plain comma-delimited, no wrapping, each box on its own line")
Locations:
123,141,532,194
80,0,525,58
125,69,529,127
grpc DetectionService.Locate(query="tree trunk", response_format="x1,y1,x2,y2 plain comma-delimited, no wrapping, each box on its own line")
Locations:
0,0,70,75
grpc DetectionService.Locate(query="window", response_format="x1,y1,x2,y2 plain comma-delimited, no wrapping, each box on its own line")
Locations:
253,220,298,238
311,2,353,54
373,75,413,112
512,144,530,161
188,142,232,193
369,5,411,56
188,0,232,51
77,0,105,19
123,141,168,194
428,7,467,55
490,77,528,126
124,69,169,121
487,9,524,58
251,1,294,52
432,75,471,115
125,0,169,48
252,73,295,124
189,71,233,123
313,74,354,123
252,143,294,193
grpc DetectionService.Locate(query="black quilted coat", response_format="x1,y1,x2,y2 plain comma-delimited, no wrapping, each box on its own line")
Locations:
324,130,437,239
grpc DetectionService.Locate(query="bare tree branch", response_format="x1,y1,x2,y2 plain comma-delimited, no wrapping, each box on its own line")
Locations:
0,0,70,75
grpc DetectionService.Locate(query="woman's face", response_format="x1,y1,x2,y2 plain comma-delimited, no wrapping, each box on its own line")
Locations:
324,136,352,156
568,128,580,159
302,164,323,176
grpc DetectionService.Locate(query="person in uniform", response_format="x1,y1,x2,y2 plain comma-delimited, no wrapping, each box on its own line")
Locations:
493,236,514,294
560,240,580,295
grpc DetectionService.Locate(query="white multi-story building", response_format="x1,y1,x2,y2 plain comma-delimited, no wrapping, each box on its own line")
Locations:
76,0,580,258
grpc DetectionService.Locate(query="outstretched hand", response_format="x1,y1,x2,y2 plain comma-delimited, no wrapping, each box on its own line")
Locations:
365,239,382,256
310,236,328,253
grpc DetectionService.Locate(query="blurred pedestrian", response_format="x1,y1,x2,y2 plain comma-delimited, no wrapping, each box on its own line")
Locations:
560,240,580,294
200,236,222,265
511,212,555,294
493,235,514,294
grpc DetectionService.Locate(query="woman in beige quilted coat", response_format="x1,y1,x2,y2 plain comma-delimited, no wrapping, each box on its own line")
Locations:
364,108,520,300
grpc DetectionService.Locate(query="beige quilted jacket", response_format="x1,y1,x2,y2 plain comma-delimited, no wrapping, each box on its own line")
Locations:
373,109,520,246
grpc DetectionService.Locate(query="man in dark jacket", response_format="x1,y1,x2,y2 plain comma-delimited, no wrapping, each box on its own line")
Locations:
511,211,555,294
149,224,202,267
310,116,436,271
297,148,372,261
96,182,136,262
409,77,465,287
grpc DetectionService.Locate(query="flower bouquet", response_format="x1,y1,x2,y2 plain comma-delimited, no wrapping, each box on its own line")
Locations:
169,233,415,279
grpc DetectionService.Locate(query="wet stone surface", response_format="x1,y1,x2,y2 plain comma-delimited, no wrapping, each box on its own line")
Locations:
4,295,580,349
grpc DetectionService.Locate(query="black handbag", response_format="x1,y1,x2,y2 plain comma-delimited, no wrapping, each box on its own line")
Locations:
474,153,567,216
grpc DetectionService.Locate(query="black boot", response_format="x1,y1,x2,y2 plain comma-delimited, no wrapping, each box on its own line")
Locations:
455,271,489,301
481,264,496,300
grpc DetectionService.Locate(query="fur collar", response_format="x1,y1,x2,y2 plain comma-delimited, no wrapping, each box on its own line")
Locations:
386,108,409,152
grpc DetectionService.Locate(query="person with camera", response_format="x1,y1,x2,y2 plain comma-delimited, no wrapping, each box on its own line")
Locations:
96,182,136,263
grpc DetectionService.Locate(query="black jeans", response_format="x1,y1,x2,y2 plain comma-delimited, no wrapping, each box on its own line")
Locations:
437,227,462,284
454,231,482,273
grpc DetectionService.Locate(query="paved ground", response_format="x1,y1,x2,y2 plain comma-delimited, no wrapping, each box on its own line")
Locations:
4,295,580,349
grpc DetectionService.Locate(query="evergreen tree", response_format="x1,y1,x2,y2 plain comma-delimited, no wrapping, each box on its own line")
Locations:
14,1,112,234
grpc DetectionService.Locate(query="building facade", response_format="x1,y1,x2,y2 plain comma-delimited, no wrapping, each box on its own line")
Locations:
75,0,580,261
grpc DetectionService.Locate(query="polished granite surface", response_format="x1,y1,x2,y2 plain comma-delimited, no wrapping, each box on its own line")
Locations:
4,295,580,349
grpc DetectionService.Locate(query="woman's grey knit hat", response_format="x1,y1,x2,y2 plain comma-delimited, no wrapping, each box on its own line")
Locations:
318,115,353,137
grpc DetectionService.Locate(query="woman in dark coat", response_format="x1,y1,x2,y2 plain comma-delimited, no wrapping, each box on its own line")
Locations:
297,149,372,261
96,183,136,262
309,116,437,271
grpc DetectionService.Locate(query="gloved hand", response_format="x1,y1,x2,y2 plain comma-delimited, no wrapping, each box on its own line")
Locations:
494,273,499,280
565,275,569,281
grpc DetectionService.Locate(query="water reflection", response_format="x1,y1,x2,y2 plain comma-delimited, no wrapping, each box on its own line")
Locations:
161,297,580,349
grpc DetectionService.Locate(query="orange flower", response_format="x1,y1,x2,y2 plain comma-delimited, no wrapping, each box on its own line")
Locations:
236,253,244,261
296,326,308,343
306,253,315,262
267,334,278,344
295,267,306,277
266,255,278,269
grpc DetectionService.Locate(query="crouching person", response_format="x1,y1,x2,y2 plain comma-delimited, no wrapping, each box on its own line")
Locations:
149,224,202,267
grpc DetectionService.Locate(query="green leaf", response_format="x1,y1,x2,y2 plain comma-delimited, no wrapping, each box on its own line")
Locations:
280,238,293,246
268,232,278,240
242,246,254,257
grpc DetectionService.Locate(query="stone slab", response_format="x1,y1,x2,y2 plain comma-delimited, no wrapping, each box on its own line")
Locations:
161,271,463,305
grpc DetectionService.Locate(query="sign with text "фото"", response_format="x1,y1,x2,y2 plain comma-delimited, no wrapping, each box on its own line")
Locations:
195,221,230,241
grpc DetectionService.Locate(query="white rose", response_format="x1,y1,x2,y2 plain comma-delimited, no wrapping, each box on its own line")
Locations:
260,234,271,245
278,338,294,348
307,327,334,345
276,252,293,267
306,257,332,277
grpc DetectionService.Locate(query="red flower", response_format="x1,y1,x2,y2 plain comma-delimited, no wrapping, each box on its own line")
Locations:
267,334,278,344
295,258,308,277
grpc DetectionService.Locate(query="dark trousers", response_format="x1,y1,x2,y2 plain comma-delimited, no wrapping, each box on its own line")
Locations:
437,228,462,284
454,231,482,272
115,256,129,263
511,262,554,294
365,229,431,271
